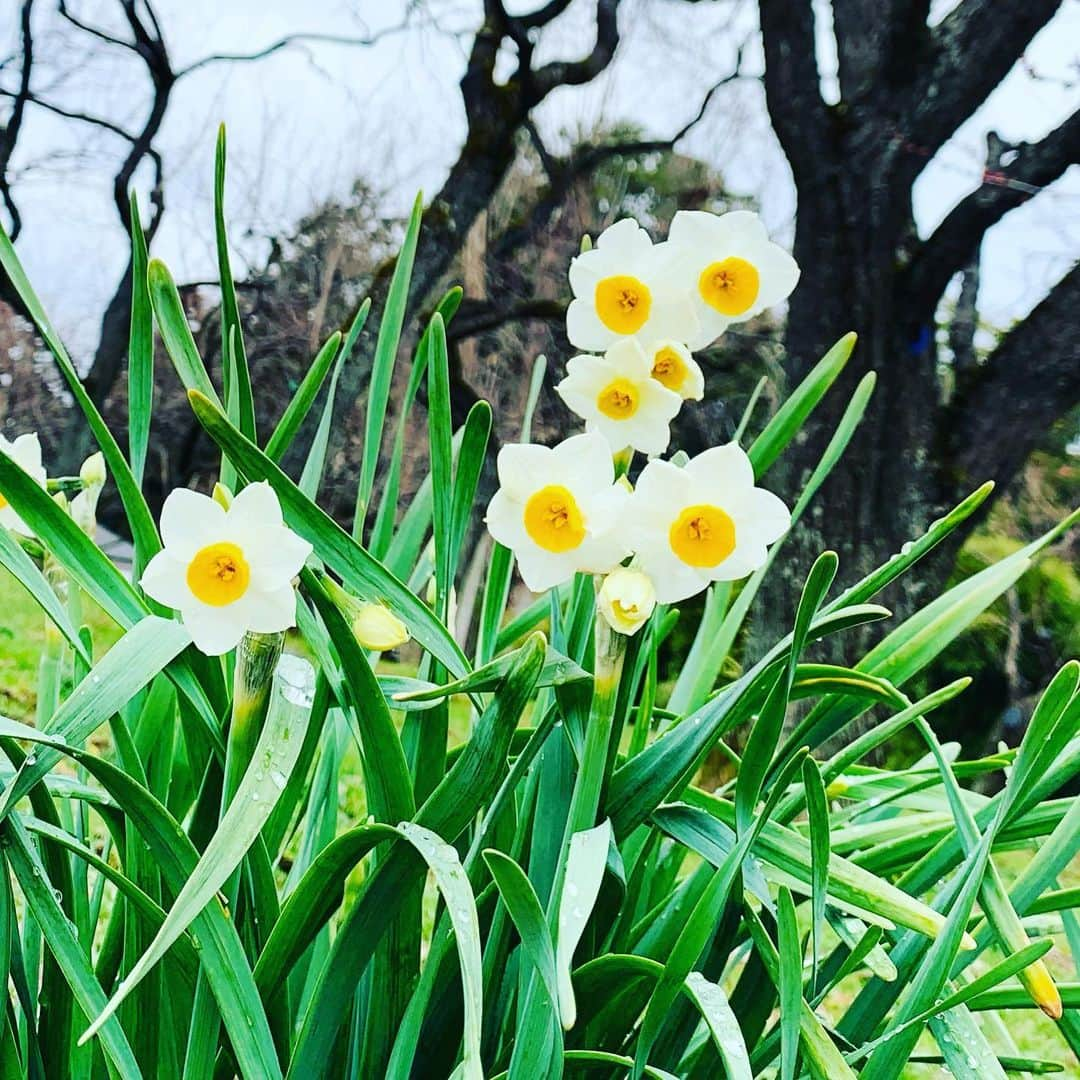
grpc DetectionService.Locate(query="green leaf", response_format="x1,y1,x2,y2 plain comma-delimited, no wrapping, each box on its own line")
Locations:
395,822,484,1080
555,819,612,1029
304,571,414,822
148,258,220,406
0,616,191,821
127,192,154,489
213,124,256,442
3,817,141,1079
426,313,454,620
354,191,424,539
370,287,461,561
80,653,316,1045
297,336,352,499
747,331,854,477
802,757,830,993
264,329,343,463
682,973,752,1080
777,886,801,1080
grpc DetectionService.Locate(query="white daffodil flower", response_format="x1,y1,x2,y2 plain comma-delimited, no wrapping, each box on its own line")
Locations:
662,210,800,349
597,567,656,636
0,432,47,537
485,432,631,593
567,219,700,351
556,339,683,458
645,339,704,401
628,443,790,603
140,481,312,656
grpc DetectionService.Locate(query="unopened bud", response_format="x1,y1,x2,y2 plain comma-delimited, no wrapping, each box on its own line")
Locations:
78,451,106,490
597,567,656,637
212,482,233,510
351,602,410,651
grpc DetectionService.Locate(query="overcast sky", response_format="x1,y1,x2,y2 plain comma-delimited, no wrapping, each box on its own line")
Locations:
3,0,1078,363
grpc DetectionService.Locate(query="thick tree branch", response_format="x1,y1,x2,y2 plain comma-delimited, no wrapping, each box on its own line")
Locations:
446,297,565,341
906,111,1080,312
942,262,1080,501
906,0,1060,158
0,0,34,241
758,0,832,188
519,0,575,29
530,0,620,102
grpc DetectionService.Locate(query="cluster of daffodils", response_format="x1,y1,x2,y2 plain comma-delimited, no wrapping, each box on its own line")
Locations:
487,210,798,635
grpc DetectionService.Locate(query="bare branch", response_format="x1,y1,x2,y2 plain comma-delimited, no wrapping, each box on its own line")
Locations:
530,0,620,102
906,111,1080,312
57,0,138,52
174,24,412,79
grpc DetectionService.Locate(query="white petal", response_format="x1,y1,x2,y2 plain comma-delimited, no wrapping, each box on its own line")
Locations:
575,531,631,575
227,481,284,529
159,488,227,558
566,298,613,352
631,459,696,523
684,444,755,501
595,218,652,259
9,433,45,483
237,584,298,634
568,251,601,297
642,287,700,346
604,338,652,379
240,525,312,585
552,432,615,496
634,544,711,604
582,481,629,534
734,488,791,545
684,299,732,350
515,548,578,593
709,542,768,582
484,488,528,550
179,604,249,656
749,242,800,314
496,443,555,501
139,549,193,609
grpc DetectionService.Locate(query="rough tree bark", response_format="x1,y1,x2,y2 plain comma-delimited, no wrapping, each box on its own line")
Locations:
757,0,1080,629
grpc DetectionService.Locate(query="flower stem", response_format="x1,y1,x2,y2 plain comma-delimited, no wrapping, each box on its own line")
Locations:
223,631,284,810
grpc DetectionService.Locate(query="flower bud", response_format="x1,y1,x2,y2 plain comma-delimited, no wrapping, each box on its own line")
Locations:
78,451,107,490
597,567,656,637
212,482,233,510
351,602,410,651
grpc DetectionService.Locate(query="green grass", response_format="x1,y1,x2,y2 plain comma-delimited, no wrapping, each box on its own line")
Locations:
0,564,124,722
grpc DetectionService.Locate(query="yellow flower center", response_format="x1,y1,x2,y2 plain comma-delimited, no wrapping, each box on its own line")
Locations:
698,257,759,316
595,275,652,334
0,492,8,511
186,541,251,606
596,378,640,419
651,347,688,392
669,503,736,567
523,485,586,553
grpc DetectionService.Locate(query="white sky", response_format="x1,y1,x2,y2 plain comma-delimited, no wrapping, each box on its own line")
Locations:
3,0,1078,363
